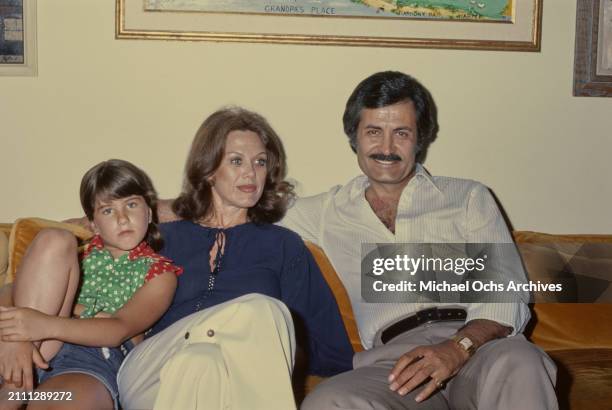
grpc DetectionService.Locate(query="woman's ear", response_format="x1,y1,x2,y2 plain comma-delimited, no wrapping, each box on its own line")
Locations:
206,170,216,187
90,220,99,234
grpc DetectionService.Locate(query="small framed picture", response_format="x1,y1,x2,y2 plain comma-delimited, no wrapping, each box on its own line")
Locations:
573,0,612,97
0,0,37,76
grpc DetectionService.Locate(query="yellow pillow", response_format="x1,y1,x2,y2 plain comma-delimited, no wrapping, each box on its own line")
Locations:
7,218,93,284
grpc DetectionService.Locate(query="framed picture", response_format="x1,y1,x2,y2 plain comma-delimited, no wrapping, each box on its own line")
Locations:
573,0,612,97
116,0,542,51
0,0,36,76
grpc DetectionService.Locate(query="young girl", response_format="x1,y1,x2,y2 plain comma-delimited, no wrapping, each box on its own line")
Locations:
0,159,181,410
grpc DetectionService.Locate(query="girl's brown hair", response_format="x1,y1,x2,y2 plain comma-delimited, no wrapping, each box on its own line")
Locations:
80,159,163,251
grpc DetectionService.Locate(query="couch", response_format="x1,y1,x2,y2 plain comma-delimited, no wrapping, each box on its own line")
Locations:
1,219,611,410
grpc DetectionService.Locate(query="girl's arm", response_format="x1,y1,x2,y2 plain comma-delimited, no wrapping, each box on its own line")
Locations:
0,271,177,347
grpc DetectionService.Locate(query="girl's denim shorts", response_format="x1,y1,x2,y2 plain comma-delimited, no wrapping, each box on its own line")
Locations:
37,340,134,410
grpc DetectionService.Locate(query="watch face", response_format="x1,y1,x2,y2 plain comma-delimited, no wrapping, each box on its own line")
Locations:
452,335,475,354
459,338,473,350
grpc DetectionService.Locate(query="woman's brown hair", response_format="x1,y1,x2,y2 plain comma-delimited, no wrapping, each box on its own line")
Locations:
173,106,294,224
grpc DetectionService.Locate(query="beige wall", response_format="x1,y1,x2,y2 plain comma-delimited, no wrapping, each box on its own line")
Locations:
1,0,611,234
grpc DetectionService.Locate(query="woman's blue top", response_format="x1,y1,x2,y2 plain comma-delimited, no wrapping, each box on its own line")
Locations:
148,220,353,376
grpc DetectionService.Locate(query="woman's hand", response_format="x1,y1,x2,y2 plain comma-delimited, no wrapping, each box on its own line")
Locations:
0,307,54,342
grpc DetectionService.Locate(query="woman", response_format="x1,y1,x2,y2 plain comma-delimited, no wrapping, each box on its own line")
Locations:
116,107,353,409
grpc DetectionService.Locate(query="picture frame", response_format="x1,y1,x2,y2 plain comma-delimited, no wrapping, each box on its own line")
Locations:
116,0,542,51
573,0,612,97
0,0,37,76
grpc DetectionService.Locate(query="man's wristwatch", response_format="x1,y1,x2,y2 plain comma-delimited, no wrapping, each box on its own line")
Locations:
451,335,476,356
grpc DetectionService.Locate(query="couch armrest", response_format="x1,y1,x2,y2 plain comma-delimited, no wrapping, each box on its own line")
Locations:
305,241,364,353
0,230,8,284
6,218,93,284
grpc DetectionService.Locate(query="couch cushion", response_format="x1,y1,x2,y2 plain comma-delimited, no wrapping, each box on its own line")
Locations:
547,348,612,410
6,218,92,284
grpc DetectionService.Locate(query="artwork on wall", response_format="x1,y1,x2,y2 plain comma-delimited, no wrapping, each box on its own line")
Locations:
117,0,542,51
574,0,612,97
145,0,514,22
0,0,36,76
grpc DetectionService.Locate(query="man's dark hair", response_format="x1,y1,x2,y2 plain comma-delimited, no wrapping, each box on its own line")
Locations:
343,71,439,162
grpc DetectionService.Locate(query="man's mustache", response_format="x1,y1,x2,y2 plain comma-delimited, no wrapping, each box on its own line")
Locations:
369,153,402,162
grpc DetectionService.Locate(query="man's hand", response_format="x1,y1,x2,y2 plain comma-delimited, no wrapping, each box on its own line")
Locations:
388,319,512,402
388,340,469,402
0,307,53,342
0,340,47,391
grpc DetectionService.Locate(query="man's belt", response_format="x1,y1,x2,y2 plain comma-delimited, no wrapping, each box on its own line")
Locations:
380,307,467,344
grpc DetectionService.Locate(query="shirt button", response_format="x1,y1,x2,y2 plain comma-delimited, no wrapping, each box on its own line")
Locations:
184,332,190,339
207,329,215,337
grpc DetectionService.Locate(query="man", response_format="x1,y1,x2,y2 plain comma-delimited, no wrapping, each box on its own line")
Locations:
281,71,558,409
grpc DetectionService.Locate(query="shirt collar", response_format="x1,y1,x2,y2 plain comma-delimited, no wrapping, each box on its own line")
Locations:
349,163,442,201
128,240,155,260
85,234,153,260
413,163,443,194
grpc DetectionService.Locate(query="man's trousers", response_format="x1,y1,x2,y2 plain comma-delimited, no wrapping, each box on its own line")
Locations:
302,321,558,410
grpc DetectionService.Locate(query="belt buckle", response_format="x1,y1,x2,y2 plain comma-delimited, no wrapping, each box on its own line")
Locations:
416,307,440,325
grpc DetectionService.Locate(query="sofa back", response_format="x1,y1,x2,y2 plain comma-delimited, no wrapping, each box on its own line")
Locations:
515,231,612,351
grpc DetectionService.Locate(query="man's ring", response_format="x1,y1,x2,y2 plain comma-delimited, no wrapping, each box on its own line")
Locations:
436,380,445,389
